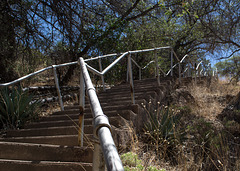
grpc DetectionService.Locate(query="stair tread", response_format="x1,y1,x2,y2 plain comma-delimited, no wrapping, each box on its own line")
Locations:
0,159,92,171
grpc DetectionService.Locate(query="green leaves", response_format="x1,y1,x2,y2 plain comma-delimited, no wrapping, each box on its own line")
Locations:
0,86,40,129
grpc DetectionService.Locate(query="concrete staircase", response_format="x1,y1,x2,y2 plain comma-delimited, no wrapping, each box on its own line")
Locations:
0,77,174,171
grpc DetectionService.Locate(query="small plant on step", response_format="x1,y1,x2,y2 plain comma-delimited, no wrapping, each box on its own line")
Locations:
142,103,186,163
0,86,40,129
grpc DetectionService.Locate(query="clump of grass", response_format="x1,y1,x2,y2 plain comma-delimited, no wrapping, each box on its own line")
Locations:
0,86,40,129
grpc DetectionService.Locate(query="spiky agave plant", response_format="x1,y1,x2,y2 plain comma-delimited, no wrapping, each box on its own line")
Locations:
143,104,186,162
0,86,40,129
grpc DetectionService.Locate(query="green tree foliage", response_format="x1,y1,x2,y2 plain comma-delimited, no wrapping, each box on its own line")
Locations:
0,0,239,84
215,56,240,83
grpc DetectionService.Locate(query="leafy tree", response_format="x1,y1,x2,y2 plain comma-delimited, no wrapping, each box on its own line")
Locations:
1,0,239,85
215,56,240,83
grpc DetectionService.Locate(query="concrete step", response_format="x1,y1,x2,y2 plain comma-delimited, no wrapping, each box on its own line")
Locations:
100,86,166,97
0,134,93,146
0,141,93,163
105,84,160,93
24,115,126,129
64,104,138,113
40,110,122,122
109,78,173,90
97,89,158,99
0,159,92,171
5,125,93,138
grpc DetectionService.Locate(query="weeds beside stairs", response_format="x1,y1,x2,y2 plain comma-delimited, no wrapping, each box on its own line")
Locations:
0,77,175,171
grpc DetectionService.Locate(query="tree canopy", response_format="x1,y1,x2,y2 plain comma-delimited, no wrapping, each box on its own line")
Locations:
0,0,239,83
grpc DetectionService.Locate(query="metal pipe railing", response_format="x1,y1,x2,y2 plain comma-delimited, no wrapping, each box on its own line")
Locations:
53,66,64,111
78,57,124,171
0,66,53,87
171,49,174,76
78,69,85,147
154,50,160,85
98,58,106,91
0,46,215,171
128,54,135,104
131,58,142,80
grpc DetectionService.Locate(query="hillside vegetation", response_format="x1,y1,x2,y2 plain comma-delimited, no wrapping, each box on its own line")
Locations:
121,79,240,171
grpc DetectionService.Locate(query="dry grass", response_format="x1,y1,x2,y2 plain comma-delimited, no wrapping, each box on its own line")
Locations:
188,80,240,122
121,78,240,171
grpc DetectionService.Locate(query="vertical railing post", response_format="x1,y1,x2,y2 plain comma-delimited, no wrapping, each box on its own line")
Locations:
78,69,85,147
139,68,141,80
98,58,106,91
154,50,160,86
194,63,197,84
188,58,191,77
178,62,181,83
93,142,106,171
126,59,129,82
128,53,135,104
53,66,64,111
198,65,201,81
215,68,218,80
171,49,173,77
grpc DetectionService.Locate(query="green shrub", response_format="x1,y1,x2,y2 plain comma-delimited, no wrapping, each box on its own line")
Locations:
121,152,142,167
121,152,165,171
0,86,40,129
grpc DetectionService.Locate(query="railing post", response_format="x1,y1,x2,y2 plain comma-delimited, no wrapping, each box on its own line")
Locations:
171,49,173,76
128,53,135,104
98,58,106,91
194,63,197,84
216,68,219,80
79,69,85,147
139,68,141,80
178,63,181,83
188,58,191,77
93,142,106,171
198,66,201,81
154,50,160,86
126,59,129,82
52,66,64,111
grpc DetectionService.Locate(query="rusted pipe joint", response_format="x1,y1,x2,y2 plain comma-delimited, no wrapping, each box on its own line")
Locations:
93,114,112,138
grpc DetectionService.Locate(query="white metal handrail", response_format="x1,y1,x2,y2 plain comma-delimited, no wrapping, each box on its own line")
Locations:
79,57,124,170
0,46,194,108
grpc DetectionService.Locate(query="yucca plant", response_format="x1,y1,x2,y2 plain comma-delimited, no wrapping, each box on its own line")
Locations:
0,86,40,129
143,104,186,162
